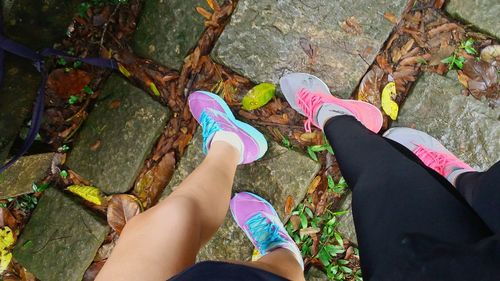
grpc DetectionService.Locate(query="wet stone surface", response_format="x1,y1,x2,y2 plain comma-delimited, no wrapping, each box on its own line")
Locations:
13,188,109,281
132,0,209,70
161,130,320,261
67,75,170,194
213,0,408,98
446,0,500,39
0,153,54,199
396,72,500,170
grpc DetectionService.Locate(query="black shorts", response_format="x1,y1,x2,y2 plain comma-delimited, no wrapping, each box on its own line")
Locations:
168,261,289,281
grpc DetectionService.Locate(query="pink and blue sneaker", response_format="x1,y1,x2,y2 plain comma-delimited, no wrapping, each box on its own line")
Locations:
230,192,304,269
383,127,476,185
279,73,383,133
188,91,268,164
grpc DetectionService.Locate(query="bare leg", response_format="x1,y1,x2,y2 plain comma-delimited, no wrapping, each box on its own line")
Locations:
96,141,303,281
96,141,239,281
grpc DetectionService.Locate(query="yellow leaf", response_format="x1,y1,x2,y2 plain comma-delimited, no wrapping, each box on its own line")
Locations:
67,185,104,205
381,82,399,120
118,63,131,78
242,83,276,111
0,249,12,273
206,0,220,11
0,227,14,250
251,248,262,261
0,227,14,274
149,82,161,97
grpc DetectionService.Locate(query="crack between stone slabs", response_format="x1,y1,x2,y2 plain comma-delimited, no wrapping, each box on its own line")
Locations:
348,0,418,101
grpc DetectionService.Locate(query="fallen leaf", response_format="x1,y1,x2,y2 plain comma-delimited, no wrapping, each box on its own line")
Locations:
307,176,322,194
82,260,106,281
480,45,500,63
383,12,398,24
196,7,212,19
0,227,14,274
299,132,318,143
149,82,161,97
118,63,131,78
357,66,384,107
109,100,121,109
284,196,294,216
457,70,469,88
67,185,104,205
242,83,276,111
299,227,320,237
290,215,301,231
340,16,363,35
206,0,220,11
381,82,399,120
107,194,142,235
47,69,91,98
90,139,101,151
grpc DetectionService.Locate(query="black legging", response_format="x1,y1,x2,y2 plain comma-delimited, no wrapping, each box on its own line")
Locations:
324,116,500,281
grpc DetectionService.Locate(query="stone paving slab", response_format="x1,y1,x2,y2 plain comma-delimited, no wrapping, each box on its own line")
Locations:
67,75,170,194
396,72,500,170
13,188,109,281
0,153,54,199
162,130,320,261
446,0,500,39
213,0,407,98
0,0,80,163
132,0,209,70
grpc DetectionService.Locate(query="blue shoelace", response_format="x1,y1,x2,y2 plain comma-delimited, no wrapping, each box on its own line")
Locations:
200,111,221,154
245,213,286,254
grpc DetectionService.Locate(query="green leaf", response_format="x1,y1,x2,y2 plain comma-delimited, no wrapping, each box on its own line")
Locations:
57,144,70,153
83,85,94,95
68,95,79,105
454,56,466,69
440,56,454,64
57,57,67,66
32,183,49,193
281,136,291,149
318,248,331,266
73,61,83,68
334,232,344,246
304,207,314,218
241,83,276,111
341,266,353,274
307,146,318,161
59,170,68,179
327,175,335,190
299,212,308,229
338,259,349,265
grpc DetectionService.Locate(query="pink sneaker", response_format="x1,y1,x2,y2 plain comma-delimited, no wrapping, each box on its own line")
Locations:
279,73,383,133
230,192,304,269
384,127,476,185
188,91,268,164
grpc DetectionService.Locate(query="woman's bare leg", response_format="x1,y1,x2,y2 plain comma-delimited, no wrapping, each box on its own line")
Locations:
96,141,240,281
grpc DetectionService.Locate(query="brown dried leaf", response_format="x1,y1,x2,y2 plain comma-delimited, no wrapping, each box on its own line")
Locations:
340,16,362,35
357,66,384,107
290,215,301,231
47,69,91,98
196,7,212,20
83,261,106,281
284,196,294,216
299,227,320,237
307,176,322,194
90,139,101,151
109,100,121,109
206,0,220,11
383,12,398,24
107,194,142,234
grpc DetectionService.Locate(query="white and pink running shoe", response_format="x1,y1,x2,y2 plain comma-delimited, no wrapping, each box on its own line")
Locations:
230,192,304,269
279,73,383,133
384,127,476,185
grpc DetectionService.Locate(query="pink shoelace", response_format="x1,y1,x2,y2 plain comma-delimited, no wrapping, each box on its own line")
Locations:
413,144,471,176
296,88,325,132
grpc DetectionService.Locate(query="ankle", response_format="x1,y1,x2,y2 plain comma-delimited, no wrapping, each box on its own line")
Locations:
210,131,244,163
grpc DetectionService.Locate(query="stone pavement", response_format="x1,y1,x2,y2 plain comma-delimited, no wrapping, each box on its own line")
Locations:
13,188,109,281
213,0,408,98
446,0,500,39
162,131,320,261
8,0,500,280
67,74,170,194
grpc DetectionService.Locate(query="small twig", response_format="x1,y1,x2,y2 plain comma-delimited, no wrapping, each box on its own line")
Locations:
100,4,121,49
